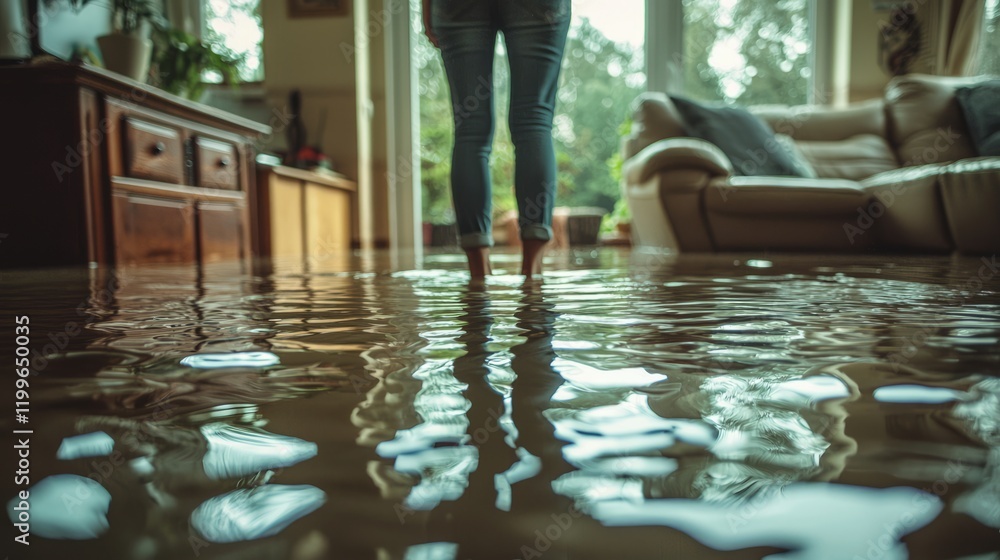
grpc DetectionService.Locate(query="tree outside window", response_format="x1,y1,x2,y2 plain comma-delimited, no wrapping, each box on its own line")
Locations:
203,0,263,83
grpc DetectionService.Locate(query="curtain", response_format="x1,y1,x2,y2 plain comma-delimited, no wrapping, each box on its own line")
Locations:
878,0,985,76
939,0,986,75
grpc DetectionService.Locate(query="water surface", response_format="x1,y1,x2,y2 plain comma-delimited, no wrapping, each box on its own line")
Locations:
3,249,1000,559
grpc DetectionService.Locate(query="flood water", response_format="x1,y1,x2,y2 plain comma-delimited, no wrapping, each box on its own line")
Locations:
3,248,1000,560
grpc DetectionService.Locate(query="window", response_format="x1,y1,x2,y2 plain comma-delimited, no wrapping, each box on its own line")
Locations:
681,0,813,105
203,0,264,83
650,0,818,105
977,0,1000,75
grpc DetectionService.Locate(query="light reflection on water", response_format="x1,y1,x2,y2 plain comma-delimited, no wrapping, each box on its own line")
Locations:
2,250,1000,559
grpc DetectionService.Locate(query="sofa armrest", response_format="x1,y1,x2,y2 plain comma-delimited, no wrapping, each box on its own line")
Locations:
624,138,734,185
622,92,688,159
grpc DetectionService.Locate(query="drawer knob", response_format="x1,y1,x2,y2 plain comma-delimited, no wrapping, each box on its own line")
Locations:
218,157,232,168
151,142,166,155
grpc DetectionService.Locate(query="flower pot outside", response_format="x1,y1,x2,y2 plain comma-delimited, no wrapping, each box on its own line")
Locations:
430,224,458,247
566,207,607,246
98,33,153,82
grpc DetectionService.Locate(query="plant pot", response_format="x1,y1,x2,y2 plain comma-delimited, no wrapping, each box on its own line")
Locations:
566,207,607,246
97,33,153,82
430,223,459,247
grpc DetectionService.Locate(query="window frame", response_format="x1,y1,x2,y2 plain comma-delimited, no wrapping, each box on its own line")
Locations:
171,0,265,87
645,0,833,105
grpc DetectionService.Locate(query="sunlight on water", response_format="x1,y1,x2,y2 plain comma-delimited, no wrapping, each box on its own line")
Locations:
2,250,1000,558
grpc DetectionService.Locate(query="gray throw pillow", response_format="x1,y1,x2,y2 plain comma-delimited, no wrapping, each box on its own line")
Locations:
955,81,1000,157
669,96,806,177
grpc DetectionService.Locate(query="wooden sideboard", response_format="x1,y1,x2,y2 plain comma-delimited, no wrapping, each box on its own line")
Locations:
0,61,270,268
255,164,356,260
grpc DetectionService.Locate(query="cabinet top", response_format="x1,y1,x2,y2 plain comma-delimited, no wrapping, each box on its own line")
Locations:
260,163,357,191
0,60,272,137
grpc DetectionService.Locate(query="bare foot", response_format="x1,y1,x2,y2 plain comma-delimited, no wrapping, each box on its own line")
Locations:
521,239,549,279
464,247,492,280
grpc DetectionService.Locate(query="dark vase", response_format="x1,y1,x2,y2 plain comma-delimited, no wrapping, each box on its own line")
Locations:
285,89,307,167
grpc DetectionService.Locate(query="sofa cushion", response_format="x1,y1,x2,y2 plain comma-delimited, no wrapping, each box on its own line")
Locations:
795,134,899,181
625,92,688,160
753,99,887,142
704,177,872,251
670,96,806,177
884,74,982,166
955,81,1000,157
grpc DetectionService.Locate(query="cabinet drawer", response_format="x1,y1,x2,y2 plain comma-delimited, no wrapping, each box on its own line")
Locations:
124,118,184,184
112,191,196,264
196,137,240,190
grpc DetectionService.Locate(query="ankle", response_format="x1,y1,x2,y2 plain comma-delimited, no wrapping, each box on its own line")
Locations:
464,247,492,279
521,239,549,278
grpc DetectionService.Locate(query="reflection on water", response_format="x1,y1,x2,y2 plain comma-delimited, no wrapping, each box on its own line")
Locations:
200,423,318,480
190,484,326,543
2,250,1000,559
591,483,942,560
7,475,111,540
56,431,115,460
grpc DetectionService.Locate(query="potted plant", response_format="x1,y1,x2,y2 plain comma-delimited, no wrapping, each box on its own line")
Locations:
152,28,241,101
100,0,166,81
59,0,165,81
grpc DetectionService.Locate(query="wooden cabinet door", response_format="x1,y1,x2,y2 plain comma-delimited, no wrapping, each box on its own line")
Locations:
305,182,352,256
268,176,305,258
112,191,196,264
198,201,245,263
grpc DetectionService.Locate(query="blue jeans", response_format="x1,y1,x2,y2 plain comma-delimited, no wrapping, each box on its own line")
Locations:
432,0,571,248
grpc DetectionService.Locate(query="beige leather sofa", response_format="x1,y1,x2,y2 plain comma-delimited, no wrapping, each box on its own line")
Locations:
622,74,1000,254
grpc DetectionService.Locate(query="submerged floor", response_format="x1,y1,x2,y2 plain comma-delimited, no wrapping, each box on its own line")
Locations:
2,248,1000,559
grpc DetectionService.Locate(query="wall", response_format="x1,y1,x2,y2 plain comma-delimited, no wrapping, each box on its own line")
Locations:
849,0,893,102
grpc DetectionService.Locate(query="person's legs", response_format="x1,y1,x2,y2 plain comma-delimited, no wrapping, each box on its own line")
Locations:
499,0,570,278
432,1,499,277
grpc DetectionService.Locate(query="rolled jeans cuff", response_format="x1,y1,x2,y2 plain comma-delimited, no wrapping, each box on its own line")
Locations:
520,224,552,242
460,232,494,249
